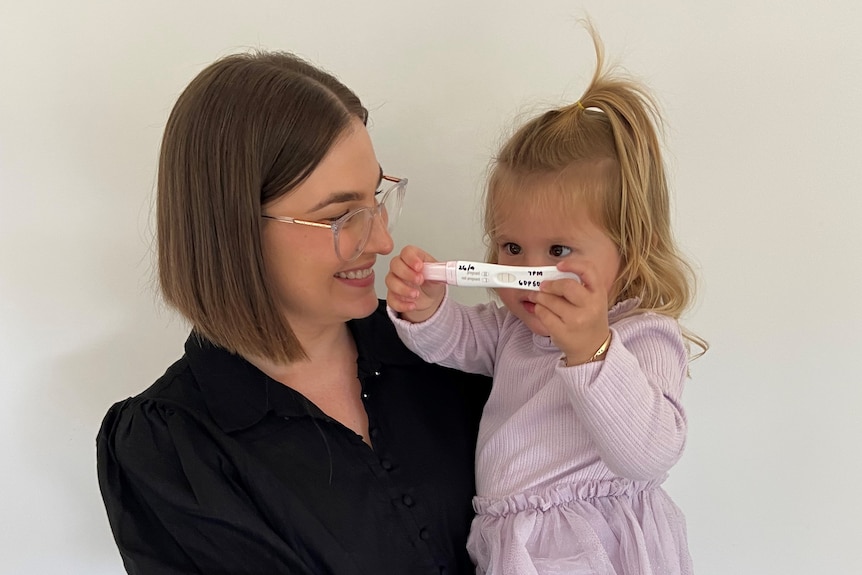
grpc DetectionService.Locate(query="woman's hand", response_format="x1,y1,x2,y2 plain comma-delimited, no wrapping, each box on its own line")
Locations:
385,245,446,323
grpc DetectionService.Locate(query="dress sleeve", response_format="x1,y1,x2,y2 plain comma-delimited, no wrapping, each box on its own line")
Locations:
388,294,508,377
562,313,689,481
96,399,318,575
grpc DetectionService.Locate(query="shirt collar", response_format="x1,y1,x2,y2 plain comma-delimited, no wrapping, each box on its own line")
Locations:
184,333,279,433
349,300,429,378
186,301,423,434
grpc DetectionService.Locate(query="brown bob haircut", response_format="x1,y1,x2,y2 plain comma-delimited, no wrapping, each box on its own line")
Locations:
157,51,368,363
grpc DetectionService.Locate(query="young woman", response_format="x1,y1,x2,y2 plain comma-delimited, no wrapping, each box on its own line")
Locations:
97,51,491,575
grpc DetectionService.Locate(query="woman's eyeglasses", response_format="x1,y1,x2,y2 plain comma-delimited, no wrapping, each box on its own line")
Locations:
262,175,406,263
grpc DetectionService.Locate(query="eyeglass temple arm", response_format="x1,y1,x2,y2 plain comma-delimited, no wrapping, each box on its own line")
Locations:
261,215,333,228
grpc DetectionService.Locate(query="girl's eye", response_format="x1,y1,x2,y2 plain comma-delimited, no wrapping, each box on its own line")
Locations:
502,242,521,256
549,245,572,258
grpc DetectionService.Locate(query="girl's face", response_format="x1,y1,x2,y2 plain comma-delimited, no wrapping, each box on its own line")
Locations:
493,195,621,337
260,119,393,338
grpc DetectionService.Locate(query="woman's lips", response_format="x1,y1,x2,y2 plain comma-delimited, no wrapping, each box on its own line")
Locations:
334,265,375,287
522,301,536,314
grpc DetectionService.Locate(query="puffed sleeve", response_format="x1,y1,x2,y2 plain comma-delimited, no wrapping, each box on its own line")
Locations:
96,398,317,575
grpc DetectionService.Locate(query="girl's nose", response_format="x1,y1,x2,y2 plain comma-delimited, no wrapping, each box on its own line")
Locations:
524,253,553,268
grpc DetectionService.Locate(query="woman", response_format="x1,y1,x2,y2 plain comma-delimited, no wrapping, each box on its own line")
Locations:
97,51,491,575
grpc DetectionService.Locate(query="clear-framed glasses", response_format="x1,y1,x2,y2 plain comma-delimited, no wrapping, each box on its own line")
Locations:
262,175,407,263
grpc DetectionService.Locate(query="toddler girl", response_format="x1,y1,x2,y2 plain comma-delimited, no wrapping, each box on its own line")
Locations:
386,26,706,575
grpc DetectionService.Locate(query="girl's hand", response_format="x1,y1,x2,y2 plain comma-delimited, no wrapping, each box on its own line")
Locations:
533,260,612,365
385,245,447,323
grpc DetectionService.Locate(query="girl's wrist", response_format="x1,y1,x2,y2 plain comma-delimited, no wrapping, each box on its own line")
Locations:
562,332,612,367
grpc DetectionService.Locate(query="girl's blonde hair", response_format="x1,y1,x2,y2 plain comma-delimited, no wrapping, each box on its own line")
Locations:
483,24,706,354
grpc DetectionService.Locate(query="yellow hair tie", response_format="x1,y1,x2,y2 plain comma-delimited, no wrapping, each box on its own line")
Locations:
576,101,585,110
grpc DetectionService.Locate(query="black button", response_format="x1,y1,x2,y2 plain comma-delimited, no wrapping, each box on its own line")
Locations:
373,370,381,376
361,392,369,399
380,459,393,470
439,568,448,575
402,494,414,507
419,528,430,541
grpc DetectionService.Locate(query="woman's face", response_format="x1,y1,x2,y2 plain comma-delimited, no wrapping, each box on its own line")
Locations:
261,119,393,336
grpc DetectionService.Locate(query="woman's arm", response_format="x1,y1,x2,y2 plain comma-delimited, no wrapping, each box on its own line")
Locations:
97,399,323,575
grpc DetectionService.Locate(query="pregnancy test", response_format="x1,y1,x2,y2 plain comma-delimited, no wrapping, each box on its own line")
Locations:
422,261,580,291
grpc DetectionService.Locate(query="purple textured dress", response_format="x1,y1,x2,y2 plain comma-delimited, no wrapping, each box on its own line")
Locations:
390,297,693,575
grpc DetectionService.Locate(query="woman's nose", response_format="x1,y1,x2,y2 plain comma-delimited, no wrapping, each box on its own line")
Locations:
365,213,394,256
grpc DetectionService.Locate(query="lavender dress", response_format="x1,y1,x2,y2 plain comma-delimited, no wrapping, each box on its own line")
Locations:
391,297,693,575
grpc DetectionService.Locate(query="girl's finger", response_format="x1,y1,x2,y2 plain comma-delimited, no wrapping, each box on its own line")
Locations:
384,283,417,302
401,245,436,272
539,276,585,300
554,261,597,292
386,293,416,313
532,291,582,326
533,301,564,334
388,257,423,286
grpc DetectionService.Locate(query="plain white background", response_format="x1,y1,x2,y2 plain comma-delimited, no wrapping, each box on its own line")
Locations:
2,1,860,573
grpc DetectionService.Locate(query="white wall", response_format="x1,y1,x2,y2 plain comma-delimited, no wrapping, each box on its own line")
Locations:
2,1,860,573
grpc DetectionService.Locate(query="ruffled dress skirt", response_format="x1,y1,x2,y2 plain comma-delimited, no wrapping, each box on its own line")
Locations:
467,479,692,575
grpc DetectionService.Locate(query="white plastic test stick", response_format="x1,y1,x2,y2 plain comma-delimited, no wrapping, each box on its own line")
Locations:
422,261,580,291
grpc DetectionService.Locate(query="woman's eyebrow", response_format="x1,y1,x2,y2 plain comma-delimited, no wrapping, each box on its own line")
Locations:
308,167,383,212
307,191,364,213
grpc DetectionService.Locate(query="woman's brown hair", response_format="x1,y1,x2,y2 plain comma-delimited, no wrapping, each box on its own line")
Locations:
157,51,367,362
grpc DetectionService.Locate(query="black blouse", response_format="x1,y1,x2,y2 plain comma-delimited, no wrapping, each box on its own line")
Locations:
97,301,491,575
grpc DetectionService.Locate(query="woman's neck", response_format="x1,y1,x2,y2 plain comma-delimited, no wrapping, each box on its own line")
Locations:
246,321,370,446
249,322,356,380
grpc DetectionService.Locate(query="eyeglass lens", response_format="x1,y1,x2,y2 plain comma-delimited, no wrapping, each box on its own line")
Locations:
336,184,403,261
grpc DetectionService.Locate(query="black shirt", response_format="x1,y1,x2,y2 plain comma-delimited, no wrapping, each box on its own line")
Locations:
97,301,491,575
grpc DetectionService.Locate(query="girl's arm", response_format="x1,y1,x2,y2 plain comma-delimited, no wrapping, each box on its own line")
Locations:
388,294,508,378
564,312,689,481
